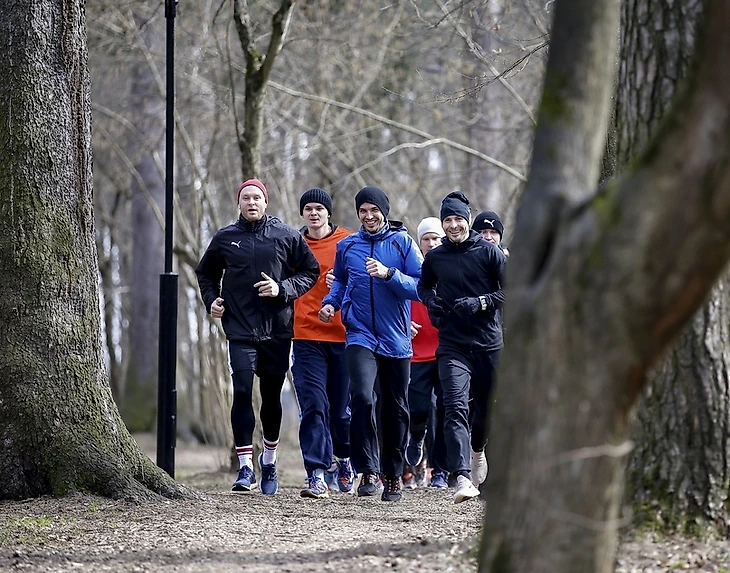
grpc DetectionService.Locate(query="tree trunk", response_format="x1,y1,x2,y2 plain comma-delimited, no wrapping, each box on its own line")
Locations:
0,0,184,500
121,10,166,431
602,0,730,535
630,277,730,533
479,0,730,570
233,0,295,179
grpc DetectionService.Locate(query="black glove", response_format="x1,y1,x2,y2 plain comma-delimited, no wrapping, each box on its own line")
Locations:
453,296,481,318
426,297,446,325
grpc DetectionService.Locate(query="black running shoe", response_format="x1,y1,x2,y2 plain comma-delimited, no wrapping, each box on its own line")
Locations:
357,472,378,497
381,475,402,502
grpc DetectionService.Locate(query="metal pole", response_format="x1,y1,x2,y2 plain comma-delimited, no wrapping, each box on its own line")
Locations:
157,0,179,478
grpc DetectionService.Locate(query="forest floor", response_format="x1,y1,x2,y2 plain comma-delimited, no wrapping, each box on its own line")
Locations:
1,434,729,572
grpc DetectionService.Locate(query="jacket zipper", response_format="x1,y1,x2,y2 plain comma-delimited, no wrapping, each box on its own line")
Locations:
369,242,379,347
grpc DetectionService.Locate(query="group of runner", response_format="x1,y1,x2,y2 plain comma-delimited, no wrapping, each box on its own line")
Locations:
195,179,506,504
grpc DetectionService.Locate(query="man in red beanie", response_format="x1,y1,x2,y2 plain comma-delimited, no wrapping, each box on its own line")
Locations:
196,179,319,496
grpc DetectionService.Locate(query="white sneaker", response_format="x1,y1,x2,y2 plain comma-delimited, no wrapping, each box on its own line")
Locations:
454,475,480,504
470,450,488,485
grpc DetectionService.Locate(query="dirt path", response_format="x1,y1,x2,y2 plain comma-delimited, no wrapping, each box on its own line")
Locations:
1,436,728,572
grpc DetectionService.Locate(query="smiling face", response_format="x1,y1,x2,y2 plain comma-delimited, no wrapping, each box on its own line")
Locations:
480,228,501,245
358,202,386,234
442,215,470,243
302,203,329,232
420,232,442,254
239,186,267,221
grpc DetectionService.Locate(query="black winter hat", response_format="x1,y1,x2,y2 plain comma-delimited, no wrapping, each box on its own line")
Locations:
472,210,504,238
355,186,390,217
440,191,471,222
300,188,333,216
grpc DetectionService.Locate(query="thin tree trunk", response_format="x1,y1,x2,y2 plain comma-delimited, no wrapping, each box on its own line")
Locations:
0,0,185,500
122,10,166,431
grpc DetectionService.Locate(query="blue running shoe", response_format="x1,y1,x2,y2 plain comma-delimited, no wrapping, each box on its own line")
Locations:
405,437,424,466
258,454,278,495
429,469,448,489
337,458,356,493
232,466,257,492
300,474,329,499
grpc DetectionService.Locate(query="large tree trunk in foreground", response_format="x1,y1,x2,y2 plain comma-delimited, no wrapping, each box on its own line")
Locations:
0,0,184,500
605,0,730,534
480,0,730,570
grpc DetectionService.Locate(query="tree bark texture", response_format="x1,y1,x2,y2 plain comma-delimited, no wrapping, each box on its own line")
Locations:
602,0,730,534
0,0,184,500
479,0,730,570
122,11,166,432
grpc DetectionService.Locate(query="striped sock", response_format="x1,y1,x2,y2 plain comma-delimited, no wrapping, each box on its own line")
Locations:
262,438,279,465
236,445,253,470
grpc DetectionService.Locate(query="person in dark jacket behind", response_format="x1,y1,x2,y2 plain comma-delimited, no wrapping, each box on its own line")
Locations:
472,210,510,257
417,191,506,503
196,178,319,495
319,186,423,502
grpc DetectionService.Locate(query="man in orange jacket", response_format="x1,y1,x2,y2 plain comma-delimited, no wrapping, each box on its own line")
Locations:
292,188,355,498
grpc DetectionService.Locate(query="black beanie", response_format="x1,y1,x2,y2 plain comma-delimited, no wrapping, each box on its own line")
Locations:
300,188,333,216
472,210,504,238
440,191,471,222
355,186,390,217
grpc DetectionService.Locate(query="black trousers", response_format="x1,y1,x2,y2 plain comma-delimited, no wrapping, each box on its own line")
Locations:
437,345,498,476
346,344,410,478
228,338,291,446
408,360,447,472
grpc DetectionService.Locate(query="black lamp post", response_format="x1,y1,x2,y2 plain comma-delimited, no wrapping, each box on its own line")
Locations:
157,0,179,478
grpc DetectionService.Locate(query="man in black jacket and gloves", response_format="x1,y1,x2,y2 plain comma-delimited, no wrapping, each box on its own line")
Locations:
417,191,506,503
196,178,319,495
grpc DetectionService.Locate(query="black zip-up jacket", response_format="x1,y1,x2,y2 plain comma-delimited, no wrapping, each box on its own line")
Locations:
195,215,319,341
417,230,505,352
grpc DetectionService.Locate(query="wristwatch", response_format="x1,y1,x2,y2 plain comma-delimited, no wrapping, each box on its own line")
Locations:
386,267,395,280
479,295,488,311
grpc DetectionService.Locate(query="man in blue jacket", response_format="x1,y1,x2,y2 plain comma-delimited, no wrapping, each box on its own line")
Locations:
319,186,422,502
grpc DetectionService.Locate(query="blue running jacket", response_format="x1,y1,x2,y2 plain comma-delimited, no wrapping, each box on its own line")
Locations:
322,222,423,358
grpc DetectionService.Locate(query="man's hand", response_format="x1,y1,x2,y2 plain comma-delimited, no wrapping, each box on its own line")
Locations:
366,257,389,279
319,304,335,323
211,297,225,319
425,297,445,327
410,321,422,339
426,297,445,319
325,269,335,289
254,272,280,297
453,296,481,318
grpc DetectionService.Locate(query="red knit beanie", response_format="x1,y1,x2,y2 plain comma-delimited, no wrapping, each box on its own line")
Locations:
237,179,268,203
